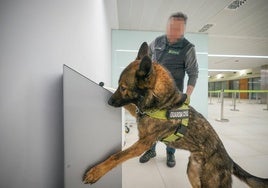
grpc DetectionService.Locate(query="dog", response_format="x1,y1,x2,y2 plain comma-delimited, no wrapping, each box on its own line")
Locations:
83,42,268,187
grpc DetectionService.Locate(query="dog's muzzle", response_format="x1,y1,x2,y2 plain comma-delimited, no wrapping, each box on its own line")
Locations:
108,96,124,107
108,97,116,106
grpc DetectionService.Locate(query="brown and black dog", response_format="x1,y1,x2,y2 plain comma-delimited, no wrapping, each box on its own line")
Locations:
83,42,268,187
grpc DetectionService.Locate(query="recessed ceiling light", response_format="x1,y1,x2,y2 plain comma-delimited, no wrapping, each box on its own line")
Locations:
199,24,214,32
226,0,247,10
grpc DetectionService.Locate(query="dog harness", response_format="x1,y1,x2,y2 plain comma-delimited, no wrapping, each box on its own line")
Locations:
140,103,189,144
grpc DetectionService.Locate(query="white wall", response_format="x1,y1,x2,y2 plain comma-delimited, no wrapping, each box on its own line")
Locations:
0,0,116,187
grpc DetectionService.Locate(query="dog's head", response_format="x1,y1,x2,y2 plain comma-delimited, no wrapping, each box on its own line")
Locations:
108,42,186,110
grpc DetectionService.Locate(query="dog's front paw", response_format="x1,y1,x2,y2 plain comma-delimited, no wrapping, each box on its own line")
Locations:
83,166,102,184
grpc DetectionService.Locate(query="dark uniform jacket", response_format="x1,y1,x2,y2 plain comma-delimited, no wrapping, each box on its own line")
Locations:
149,35,199,92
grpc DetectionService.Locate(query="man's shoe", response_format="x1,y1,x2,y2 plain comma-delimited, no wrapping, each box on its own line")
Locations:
139,150,156,163
166,152,176,167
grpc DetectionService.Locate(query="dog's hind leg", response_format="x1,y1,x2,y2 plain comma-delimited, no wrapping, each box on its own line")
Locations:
200,155,232,188
187,154,202,188
187,154,232,188
83,137,155,184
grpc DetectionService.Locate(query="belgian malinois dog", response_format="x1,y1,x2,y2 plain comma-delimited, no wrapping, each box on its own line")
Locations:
83,42,268,187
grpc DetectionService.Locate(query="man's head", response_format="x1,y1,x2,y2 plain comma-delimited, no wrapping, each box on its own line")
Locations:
166,12,187,44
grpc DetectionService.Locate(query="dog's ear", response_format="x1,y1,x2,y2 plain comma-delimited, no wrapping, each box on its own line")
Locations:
136,56,152,79
136,42,148,60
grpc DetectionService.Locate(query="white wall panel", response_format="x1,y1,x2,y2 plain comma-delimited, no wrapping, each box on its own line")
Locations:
63,65,122,188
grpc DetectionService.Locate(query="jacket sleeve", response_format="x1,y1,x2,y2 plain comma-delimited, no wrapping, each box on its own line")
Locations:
185,46,199,87
148,39,155,59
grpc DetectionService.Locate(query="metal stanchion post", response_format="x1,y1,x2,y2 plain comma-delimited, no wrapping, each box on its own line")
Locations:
230,92,234,106
209,91,213,104
231,92,239,111
249,92,252,104
264,93,268,111
217,92,220,103
216,89,229,122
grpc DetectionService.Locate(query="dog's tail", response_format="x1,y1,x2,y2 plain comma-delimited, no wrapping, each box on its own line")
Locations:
232,160,268,188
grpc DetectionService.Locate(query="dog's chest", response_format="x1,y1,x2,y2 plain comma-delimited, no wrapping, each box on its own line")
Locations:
137,116,181,139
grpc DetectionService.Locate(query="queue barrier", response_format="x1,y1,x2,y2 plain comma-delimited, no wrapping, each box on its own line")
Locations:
208,90,268,122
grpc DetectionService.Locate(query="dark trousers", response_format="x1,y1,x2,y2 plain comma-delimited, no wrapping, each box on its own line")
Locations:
150,142,175,154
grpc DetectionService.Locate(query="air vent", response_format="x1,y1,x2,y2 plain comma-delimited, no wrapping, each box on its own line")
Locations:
199,24,214,32
226,0,247,10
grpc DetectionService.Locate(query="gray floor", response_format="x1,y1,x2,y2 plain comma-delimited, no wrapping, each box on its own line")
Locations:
122,98,268,188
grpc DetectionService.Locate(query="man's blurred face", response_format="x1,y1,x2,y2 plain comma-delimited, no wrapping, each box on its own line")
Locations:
166,18,185,44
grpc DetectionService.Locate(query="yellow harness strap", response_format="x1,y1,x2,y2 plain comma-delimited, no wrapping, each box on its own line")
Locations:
144,104,189,144
144,109,167,120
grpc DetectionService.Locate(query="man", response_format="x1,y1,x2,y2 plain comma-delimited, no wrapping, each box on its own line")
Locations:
139,12,199,167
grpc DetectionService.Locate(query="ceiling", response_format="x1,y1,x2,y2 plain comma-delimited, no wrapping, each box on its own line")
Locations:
115,0,268,77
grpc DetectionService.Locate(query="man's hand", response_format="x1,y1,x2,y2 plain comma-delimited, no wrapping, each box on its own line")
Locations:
186,85,194,97
185,94,190,105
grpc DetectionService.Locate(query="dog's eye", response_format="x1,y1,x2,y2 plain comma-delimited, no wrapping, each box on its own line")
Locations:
120,86,126,92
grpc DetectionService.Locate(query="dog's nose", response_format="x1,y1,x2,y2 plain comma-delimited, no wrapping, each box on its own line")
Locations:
108,97,114,106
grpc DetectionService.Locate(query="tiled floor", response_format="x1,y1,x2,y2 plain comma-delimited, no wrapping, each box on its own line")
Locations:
122,98,268,188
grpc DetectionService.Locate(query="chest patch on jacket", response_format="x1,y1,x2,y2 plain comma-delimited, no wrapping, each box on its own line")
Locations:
168,49,180,55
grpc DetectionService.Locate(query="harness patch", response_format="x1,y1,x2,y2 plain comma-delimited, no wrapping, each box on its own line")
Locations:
167,109,189,119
